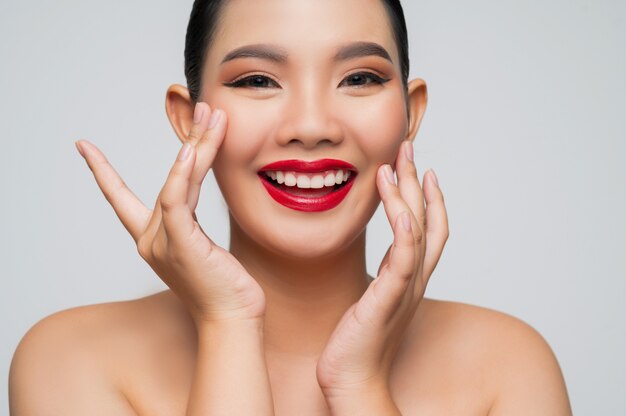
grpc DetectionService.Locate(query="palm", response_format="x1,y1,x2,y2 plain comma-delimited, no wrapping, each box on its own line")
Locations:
317,142,449,394
76,104,267,323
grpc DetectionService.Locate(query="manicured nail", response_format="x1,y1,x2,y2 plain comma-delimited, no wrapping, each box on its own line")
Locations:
75,141,85,157
208,109,222,129
401,212,412,232
404,141,414,161
384,164,396,185
429,169,439,187
193,103,205,124
178,142,192,161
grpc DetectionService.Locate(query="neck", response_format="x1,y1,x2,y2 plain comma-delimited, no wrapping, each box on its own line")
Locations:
229,216,373,359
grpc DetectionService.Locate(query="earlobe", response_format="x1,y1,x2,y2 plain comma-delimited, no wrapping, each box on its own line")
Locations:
405,78,428,142
165,84,195,144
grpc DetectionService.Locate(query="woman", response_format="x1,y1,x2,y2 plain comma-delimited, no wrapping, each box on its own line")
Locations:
9,0,572,414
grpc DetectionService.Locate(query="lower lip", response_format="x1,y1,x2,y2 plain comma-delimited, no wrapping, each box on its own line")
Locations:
259,174,356,212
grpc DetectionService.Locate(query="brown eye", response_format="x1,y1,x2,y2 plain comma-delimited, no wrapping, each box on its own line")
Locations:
224,75,281,89
340,72,389,88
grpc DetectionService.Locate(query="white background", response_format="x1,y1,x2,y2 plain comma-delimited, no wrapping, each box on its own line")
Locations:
1,1,624,414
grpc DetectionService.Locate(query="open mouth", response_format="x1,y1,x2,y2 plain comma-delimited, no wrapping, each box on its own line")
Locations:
258,169,354,197
257,159,358,212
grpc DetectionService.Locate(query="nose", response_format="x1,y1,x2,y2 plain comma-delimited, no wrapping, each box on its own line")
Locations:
274,85,344,149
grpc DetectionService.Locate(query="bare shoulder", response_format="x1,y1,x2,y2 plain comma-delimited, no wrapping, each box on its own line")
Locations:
413,298,572,415
9,291,188,416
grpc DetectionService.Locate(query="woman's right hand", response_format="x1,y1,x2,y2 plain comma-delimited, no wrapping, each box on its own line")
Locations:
75,103,266,325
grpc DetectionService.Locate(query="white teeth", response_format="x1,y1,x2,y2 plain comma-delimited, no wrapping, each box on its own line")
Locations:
335,170,344,184
264,169,352,188
284,172,297,186
310,175,324,189
296,175,311,188
324,173,336,187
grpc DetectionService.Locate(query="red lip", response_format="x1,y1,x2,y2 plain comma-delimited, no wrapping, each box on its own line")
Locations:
258,159,357,212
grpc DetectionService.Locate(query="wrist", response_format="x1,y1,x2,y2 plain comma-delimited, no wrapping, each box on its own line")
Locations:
196,316,265,335
188,316,273,416
322,381,401,416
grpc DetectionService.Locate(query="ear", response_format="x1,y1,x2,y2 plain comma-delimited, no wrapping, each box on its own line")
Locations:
165,84,196,145
405,78,428,142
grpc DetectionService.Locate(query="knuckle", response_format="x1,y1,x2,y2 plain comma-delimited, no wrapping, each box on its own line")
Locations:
201,238,215,260
106,181,126,204
159,193,177,212
93,159,110,172
414,229,424,245
405,161,418,177
159,200,173,213
166,240,189,265
137,238,151,260
417,213,426,227
150,239,165,260
401,270,414,283
187,127,202,143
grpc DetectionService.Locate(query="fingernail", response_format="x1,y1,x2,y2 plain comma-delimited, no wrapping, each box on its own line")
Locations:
404,141,414,161
429,169,439,187
75,141,85,157
401,212,412,231
193,103,205,124
208,109,222,129
384,165,396,185
178,142,192,161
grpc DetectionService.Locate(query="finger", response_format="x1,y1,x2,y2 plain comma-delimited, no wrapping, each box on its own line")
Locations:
76,140,150,242
369,211,416,320
188,107,227,210
184,101,211,209
187,102,211,145
159,142,197,243
377,164,423,243
422,169,449,282
396,140,426,231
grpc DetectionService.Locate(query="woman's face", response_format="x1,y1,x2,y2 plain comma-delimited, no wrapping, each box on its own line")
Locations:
200,0,423,258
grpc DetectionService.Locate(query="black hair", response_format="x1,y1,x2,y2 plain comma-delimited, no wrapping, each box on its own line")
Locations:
184,0,409,104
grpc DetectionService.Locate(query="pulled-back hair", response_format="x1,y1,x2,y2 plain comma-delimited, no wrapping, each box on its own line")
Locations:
184,0,409,103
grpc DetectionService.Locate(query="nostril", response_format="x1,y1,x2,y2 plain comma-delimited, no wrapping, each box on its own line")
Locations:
287,137,336,147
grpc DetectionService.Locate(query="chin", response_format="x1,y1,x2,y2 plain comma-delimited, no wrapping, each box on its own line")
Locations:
221,167,381,260
231,201,374,262
275,228,361,260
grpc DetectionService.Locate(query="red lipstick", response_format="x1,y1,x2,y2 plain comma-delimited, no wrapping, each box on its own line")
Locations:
258,159,357,212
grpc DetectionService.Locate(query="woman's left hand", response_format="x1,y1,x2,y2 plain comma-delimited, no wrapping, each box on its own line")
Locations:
316,140,449,406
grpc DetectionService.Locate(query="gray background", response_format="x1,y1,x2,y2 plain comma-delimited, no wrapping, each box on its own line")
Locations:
1,0,624,414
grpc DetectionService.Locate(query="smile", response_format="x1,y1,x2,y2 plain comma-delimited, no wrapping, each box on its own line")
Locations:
258,159,357,212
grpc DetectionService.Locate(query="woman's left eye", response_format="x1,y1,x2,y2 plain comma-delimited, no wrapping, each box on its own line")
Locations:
339,72,390,88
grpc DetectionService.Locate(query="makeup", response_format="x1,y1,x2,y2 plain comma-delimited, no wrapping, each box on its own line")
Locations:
258,159,357,212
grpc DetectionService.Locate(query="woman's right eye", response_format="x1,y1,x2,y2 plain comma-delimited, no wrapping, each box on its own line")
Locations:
224,75,281,89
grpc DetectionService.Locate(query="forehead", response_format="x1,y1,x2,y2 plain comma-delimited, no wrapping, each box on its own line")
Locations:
208,0,398,65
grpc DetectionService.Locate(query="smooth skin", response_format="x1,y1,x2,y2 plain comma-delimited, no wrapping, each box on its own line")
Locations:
9,0,572,414
9,109,572,415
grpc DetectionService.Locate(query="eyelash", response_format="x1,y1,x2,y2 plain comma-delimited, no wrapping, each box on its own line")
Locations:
223,72,390,89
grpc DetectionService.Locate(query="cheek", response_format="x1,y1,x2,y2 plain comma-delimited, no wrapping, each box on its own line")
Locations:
342,92,407,163
212,96,277,171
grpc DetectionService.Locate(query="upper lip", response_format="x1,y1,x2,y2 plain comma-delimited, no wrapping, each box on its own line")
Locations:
258,159,357,173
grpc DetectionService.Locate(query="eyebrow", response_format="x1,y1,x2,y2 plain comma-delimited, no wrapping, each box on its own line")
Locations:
220,41,393,65
221,44,288,64
334,42,392,63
